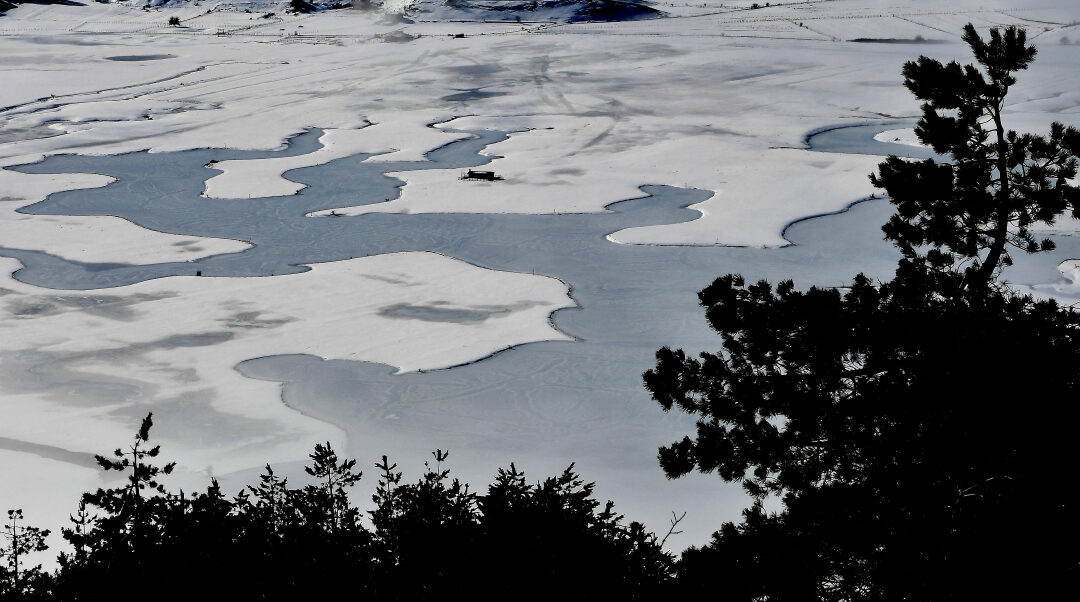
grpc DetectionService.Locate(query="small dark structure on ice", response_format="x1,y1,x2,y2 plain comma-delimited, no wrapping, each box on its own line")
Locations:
461,170,502,181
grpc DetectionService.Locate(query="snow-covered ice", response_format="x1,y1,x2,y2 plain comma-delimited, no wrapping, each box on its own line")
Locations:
0,249,572,550
2,0,1080,557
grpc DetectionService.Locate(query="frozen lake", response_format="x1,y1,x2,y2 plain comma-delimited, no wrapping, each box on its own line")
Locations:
6,121,1079,537
4,0,1078,550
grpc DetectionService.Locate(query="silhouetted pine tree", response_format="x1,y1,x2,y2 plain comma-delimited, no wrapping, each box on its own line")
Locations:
647,24,1080,601
146,481,242,599
871,24,1079,289
299,442,364,533
287,442,372,600
476,463,674,601
231,464,298,599
369,450,479,601
1,509,52,600
54,412,176,600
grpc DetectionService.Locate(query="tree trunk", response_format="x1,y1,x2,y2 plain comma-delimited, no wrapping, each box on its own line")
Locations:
972,104,1012,288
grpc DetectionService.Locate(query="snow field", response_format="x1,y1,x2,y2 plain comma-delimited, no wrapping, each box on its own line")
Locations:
1,0,1080,552
0,250,572,536
5,3,1078,249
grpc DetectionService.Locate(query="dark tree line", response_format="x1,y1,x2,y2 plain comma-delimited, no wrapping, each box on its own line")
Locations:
1,414,673,601
646,24,1080,601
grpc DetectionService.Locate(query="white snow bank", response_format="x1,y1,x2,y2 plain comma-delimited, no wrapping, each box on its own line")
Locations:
311,114,651,217
612,148,883,247
874,128,926,148
1027,258,1080,303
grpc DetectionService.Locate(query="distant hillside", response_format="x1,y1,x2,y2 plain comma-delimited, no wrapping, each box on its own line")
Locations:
1,0,88,16
0,0,662,22
0,0,341,14
400,0,662,23
140,0,351,11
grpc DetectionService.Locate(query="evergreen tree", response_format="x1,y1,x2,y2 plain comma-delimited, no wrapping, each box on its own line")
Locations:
369,455,404,537
57,412,176,599
149,480,240,599
230,465,296,600
870,24,1079,289
232,462,295,594
58,501,91,569
81,412,176,551
646,24,1080,601
370,450,478,601
288,442,372,599
39,431,673,601
243,464,291,538
1,509,51,600
476,463,674,601
299,441,363,533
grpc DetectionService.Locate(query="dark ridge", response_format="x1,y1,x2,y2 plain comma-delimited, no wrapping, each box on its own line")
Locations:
849,37,950,44
3,0,87,8
418,0,662,24
567,0,660,23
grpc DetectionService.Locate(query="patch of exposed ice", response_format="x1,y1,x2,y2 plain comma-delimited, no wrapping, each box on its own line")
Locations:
0,168,252,263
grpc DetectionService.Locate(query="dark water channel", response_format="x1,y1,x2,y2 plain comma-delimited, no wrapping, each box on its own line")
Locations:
105,54,177,62
5,121,1075,537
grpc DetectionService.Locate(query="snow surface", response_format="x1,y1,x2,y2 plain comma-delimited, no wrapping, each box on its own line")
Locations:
874,127,924,148
0,248,572,445
2,0,1080,560
0,249,571,553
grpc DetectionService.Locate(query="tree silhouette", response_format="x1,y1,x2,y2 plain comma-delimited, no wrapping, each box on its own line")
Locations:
231,465,295,598
81,412,175,552
296,442,373,599
300,441,363,533
364,452,674,601
647,25,1080,600
1,509,51,599
16,422,672,601
57,412,176,599
475,463,674,601
240,464,291,539
368,449,480,600
871,24,1079,289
